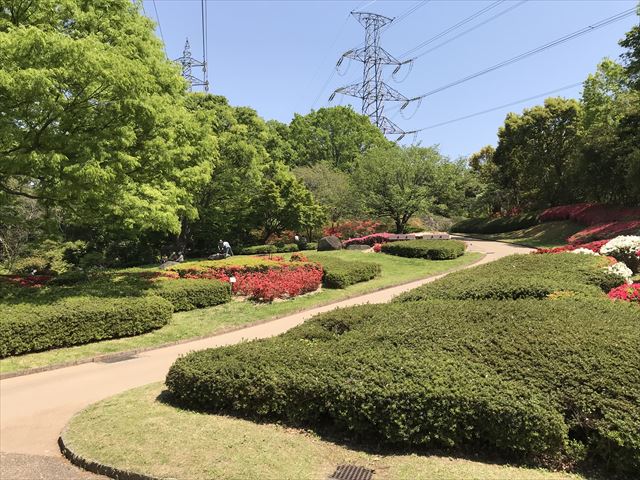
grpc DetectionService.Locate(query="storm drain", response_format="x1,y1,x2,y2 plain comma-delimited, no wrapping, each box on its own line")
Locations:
97,353,138,363
329,464,374,480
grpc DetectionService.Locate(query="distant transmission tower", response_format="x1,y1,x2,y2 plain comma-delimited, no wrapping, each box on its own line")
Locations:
330,11,416,140
177,38,209,92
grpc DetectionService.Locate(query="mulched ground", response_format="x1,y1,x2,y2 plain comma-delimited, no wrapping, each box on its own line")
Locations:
0,452,105,480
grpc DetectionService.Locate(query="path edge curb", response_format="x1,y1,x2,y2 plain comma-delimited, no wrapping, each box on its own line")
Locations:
58,431,163,480
1,251,488,381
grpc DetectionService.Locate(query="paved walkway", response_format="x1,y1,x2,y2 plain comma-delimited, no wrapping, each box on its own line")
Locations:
0,239,532,479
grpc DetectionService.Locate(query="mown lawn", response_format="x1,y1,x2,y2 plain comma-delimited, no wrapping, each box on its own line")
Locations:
463,220,582,248
0,250,482,375
63,383,587,480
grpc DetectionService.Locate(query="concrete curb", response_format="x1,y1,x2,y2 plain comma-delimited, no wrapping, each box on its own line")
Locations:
58,432,163,480
1,252,486,381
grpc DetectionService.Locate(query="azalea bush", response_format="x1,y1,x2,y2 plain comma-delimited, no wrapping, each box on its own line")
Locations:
323,220,384,239
608,283,640,303
536,239,609,254
600,236,640,273
342,232,395,247
568,220,640,244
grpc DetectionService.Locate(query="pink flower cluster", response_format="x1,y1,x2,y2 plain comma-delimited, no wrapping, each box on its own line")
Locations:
540,203,640,225
323,220,383,239
536,240,610,254
343,233,395,247
608,283,640,303
568,221,640,245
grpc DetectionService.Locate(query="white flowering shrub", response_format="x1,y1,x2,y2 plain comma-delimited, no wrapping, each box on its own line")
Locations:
600,236,640,273
571,248,599,255
607,262,633,284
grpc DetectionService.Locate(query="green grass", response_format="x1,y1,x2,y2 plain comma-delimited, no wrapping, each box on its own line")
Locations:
464,221,582,248
63,383,587,480
0,251,482,375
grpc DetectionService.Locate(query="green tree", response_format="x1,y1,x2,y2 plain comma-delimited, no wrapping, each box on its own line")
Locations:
288,106,390,171
492,97,582,209
354,145,443,233
0,0,216,236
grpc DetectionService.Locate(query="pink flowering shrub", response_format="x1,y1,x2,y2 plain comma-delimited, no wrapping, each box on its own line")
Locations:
323,220,384,239
373,243,382,253
608,283,640,304
568,221,640,244
540,204,640,225
343,233,395,247
536,240,610,254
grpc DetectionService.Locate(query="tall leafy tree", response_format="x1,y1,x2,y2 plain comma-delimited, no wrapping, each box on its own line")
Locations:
354,145,443,233
0,0,216,236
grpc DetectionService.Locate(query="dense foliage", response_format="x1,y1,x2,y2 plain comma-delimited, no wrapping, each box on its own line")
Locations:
166,292,640,475
309,256,381,289
381,240,466,260
0,295,173,357
151,279,231,312
451,213,540,234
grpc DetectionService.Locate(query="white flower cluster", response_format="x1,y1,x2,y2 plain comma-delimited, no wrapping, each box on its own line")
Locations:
608,262,633,284
600,235,640,256
571,248,599,255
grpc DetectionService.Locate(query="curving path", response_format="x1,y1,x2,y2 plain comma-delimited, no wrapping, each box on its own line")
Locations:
0,239,532,479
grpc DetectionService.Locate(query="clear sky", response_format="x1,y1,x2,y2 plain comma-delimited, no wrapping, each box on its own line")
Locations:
142,0,639,159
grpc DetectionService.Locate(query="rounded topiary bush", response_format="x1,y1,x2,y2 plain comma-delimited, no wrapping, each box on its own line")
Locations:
381,239,466,260
166,297,640,475
151,279,231,312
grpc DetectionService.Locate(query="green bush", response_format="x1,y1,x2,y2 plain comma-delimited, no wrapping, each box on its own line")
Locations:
0,296,173,357
151,279,231,312
381,239,466,260
451,213,540,234
315,256,381,288
279,243,299,253
302,242,317,251
394,253,616,302
241,245,278,255
166,297,640,475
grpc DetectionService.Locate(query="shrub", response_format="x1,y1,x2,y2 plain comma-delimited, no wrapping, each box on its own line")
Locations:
323,220,383,239
568,220,640,244
314,256,381,288
450,213,540,234
166,298,640,475
0,296,173,357
540,203,640,225
394,253,616,302
233,265,323,302
608,283,640,303
241,245,278,255
301,242,317,251
536,239,610,254
381,239,465,260
342,232,395,247
151,279,231,312
279,243,299,253
600,236,640,273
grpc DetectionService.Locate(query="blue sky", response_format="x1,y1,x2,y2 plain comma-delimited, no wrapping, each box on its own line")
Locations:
142,0,638,159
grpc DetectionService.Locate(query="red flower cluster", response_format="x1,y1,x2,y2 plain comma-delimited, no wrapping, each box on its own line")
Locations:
1,275,52,288
343,233,395,247
323,220,383,239
536,239,610,254
568,221,640,245
540,203,640,225
608,283,640,303
233,265,323,302
373,243,382,253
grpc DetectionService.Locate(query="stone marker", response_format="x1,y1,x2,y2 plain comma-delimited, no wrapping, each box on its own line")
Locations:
317,236,342,251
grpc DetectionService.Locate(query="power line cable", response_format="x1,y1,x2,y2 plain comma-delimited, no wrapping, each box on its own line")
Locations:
409,7,636,102
400,0,505,58
412,81,583,132
410,0,527,60
151,0,167,56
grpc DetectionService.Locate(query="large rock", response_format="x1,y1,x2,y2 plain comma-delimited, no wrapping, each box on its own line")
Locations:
317,236,342,251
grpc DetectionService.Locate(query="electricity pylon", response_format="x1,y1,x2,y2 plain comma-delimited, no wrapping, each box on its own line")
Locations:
330,11,416,140
176,38,209,92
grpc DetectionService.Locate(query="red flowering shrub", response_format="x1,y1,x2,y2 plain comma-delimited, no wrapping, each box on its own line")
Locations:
608,283,640,303
1,275,52,288
568,221,640,244
290,253,309,263
323,220,383,239
233,265,323,302
540,204,640,225
343,233,395,247
373,243,382,253
536,240,610,254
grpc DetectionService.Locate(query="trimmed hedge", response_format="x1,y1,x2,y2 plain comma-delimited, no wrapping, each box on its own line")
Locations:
0,296,173,357
241,244,299,255
313,256,381,288
394,253,620,303
381,239,465,260
451,213,540,234
166,297,640,475
151,279,231,312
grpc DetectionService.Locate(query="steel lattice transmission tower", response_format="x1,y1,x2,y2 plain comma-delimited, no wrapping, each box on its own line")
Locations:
177,38,209,92
330,11,416,140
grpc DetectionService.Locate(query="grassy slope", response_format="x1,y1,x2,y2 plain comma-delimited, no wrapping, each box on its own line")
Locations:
64,383,586,480
0,251,482,375
464,221,582,248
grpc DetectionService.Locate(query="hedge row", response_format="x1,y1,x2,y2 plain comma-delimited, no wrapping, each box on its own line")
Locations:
0,296,173,357
314,257,381,288
241,243,317,255
394,253,620,303
450,213,540,234
166,297,640,475
381,239,465,260
151,279,231,312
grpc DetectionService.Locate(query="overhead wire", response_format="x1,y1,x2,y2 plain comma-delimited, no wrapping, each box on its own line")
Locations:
201,0,209,89
151,0,167,56
407,7,637,102
411,81,584,132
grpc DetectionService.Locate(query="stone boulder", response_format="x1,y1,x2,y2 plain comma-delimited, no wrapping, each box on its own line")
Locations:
317,236,342,251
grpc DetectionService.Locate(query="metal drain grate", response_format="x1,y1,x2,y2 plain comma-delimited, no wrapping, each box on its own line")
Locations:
329,464,374,480
98,353,137,363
